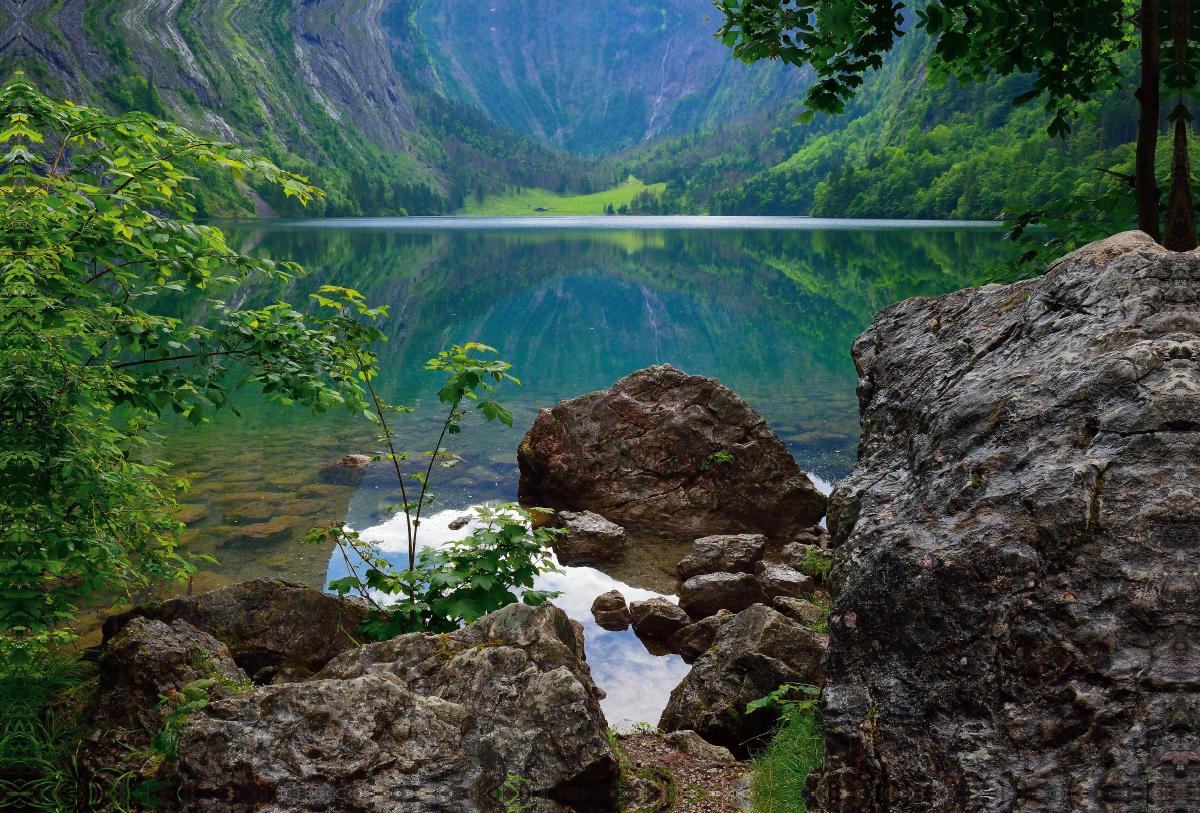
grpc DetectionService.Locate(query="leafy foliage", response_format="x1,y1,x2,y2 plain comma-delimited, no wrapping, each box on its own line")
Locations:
0,76,377,638
0,645,93,811
310,503,562,638
714,0,1136,138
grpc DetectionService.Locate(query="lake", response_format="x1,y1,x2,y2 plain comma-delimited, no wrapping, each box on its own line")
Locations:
155,216,1010,726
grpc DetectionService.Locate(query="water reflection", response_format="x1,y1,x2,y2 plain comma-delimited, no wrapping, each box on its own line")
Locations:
149,220,1011,718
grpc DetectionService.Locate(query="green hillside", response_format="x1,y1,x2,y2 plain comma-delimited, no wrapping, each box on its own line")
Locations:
458,178,667,216
614,29,1154,222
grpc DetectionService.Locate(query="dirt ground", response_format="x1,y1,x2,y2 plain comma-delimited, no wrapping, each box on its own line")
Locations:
617,733,752,812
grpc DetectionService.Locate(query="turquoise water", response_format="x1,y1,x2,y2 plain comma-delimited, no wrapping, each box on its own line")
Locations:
161,217,1010,723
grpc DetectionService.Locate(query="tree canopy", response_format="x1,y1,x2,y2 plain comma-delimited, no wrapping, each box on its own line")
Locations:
0,76,382,640
716,0,1200,249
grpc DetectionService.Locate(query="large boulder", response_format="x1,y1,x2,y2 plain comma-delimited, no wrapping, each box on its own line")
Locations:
816,233,1200,811
677,572,765,619
552,510,628,563
517,365,827,541
102,577,369,681
629,597,692,640
170,601,616,812
658,604,826,756
675,533,767,579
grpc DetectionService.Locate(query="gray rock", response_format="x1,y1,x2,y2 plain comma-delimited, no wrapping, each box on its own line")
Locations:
662,729,737,763
317,453,372,485
817,232,1200,811
95,617,250,730
772,596,825,626
755,561,814,600
667,614,734,662
590,589,632,630
518,365,827,540
677,572,765,619
778,541,822,573
552,510,628,563
793,525,831,549
173,602,617,812
629,597,692,640
102,577,368,679
676,533,767,579
659,604,826,757
569,618,587,662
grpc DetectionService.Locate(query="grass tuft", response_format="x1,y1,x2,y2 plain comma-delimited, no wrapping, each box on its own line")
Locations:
750,708,822,813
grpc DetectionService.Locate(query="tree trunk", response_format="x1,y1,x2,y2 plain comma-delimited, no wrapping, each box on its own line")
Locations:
1164,0,1197,250
1164,118,1198,249
1136,0,1162,243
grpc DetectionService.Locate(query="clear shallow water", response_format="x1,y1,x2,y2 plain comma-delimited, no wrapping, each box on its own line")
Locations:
155,217,1013,723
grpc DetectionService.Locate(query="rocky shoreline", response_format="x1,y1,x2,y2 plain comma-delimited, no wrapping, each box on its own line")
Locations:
72,233,1194,811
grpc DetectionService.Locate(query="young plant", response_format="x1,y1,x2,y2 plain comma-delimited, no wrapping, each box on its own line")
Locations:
308,503,562,637
301,327,562,636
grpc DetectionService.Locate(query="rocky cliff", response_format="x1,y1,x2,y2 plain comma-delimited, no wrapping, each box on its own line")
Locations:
816,231,1200,810
4,0,419,151
403,0,804,155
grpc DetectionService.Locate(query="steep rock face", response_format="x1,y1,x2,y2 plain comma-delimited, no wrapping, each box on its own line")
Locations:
817,232,1200,810
166,601,615,812
406,0,803,154
518,365,827,541
3,0,417,153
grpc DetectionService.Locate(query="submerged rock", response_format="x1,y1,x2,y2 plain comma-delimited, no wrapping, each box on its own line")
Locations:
149,601,618,812
102,577,368,679
517,365,827,540
590,589,632,630
817,233,1200,810
629,597,692,640
677,572,765,619
552,510,628,563
658,604,826,756
316,453,372,485
675,533,767,579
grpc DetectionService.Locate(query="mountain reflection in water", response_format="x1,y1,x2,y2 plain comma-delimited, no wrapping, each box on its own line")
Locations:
153,218,1011,721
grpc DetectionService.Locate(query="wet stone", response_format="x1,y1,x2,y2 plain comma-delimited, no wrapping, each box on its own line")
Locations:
629,597,692,640
316,454,372,486
552,510,628,564
590,590,631,630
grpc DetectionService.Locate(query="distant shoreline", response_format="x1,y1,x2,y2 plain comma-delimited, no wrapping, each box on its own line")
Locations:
205,215,1004,231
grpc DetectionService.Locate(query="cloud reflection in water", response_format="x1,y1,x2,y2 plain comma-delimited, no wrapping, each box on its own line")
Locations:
327,506,692,727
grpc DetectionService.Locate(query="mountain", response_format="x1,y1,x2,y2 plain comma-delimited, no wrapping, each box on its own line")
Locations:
398,0,806,155
0,0,803,216
1,0,1152,222
1,0,613,215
